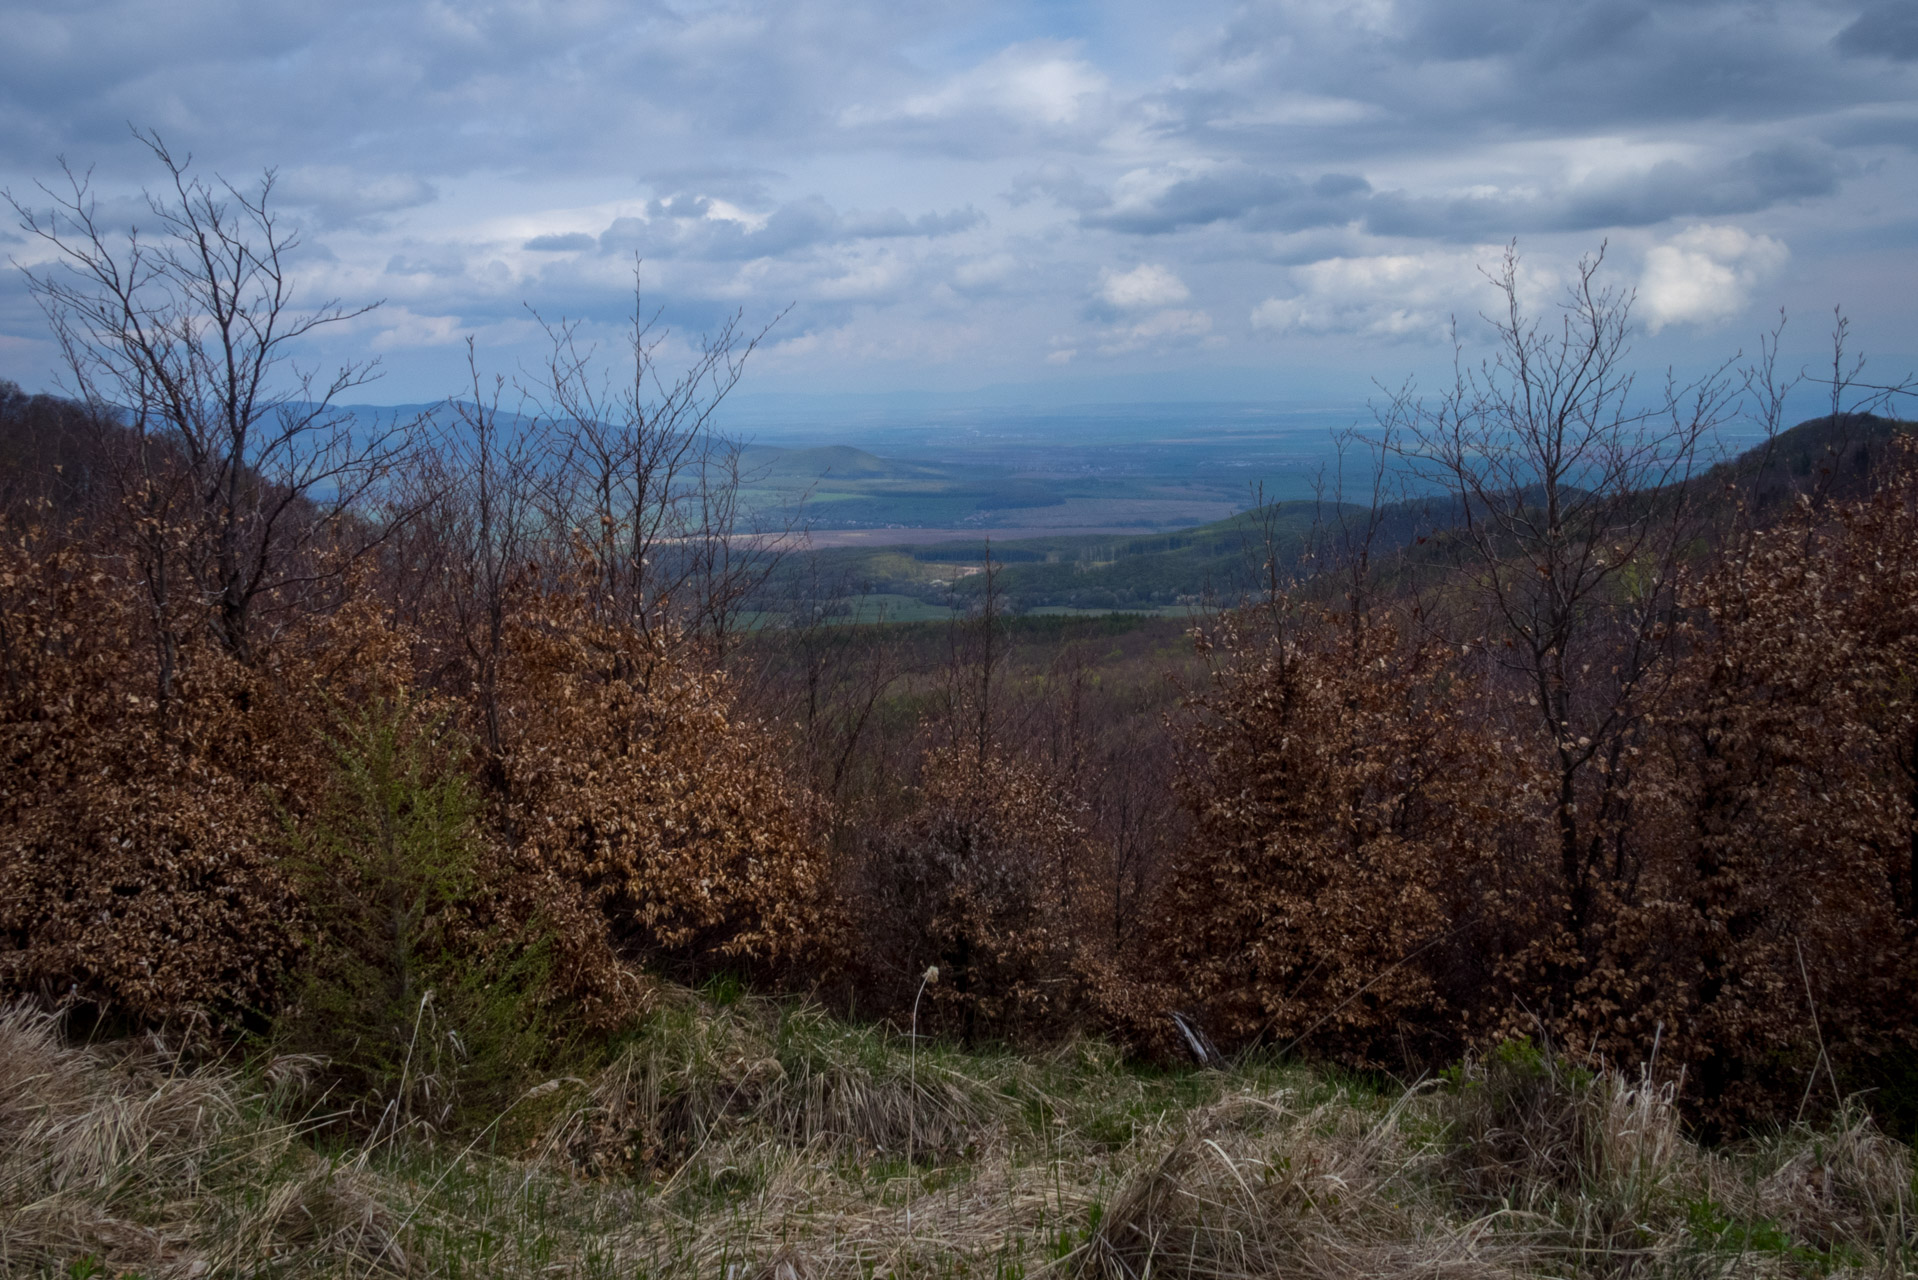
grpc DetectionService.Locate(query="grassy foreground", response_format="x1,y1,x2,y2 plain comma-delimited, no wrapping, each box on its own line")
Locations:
1,994,1912,1279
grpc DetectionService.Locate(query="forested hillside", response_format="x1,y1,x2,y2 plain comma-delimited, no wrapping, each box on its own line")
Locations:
3,153,1917,1276
5,374,1915,1125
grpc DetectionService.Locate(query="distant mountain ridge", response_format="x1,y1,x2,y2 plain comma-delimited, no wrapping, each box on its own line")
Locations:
741,443,943,481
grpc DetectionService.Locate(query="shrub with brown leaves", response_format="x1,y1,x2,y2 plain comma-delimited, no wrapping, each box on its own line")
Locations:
478,582,836,1020
857,742,1100,1042
1158,437,1918,1125
1160,600,1515,1067
0,524,302,1026
0,511,837,1045
1640,439,1918,1123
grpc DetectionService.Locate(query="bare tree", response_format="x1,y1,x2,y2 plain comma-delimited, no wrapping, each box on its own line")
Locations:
742,558,904,804
1383,243,1735,978
941,544,1007,769
528,270,791,665
7,132,408,695
437,344,547,767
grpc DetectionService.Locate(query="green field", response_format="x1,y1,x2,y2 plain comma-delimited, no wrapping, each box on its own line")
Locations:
738,443,1243,534
835,592,960,623
764,499,1366,616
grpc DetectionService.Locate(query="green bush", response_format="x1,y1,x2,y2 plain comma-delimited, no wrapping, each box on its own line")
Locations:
274,696,553,1133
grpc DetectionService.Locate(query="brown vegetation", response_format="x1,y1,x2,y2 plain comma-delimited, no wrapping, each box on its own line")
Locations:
1153,265,1918,1129
2,139,1916,1189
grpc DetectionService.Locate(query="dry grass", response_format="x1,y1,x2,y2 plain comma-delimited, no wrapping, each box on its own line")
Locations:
536,992,1020,1178
0,1005,404,1277
1,998,1911,1279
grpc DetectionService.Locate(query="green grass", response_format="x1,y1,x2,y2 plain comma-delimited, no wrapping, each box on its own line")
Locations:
767,500,1342,614
834,593,962,623
4,997,1913,1279
735,442,1249,535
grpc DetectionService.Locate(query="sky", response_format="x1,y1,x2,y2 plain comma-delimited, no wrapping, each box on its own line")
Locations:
2,0,1915,414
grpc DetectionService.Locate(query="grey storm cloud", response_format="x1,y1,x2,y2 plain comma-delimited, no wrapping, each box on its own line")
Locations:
597,195,984,261
638,168,784,210
1178,0,1900,150
0,0,1913,399
523,232,598,252
383,247,470,279
1033,143,1841,241
274,167,438,228
1367,143,1847,238
0,0,932,176
1070,168,1373,236
1838,3,1918,61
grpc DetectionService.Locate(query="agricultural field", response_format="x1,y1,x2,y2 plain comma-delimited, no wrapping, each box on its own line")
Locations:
733,442,1247,535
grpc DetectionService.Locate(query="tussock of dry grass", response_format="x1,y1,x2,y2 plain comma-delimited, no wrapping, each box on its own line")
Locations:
538,994,1020,1178
0,1005,403,1277
2,998,1912,1279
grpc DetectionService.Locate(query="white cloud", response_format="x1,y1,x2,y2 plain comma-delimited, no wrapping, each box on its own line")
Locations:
1251,249,1515,340
1638,224,1789,333
367,307,467,350
953,253,1018,291
1205,94,1384,128
1096,308,1213,354
845,42,1107,128
811,257,910,300
1098,263,1190,310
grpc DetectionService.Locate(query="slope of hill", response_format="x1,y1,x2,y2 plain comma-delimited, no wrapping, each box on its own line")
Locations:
5,991,1907,1279
1700,411,1911,507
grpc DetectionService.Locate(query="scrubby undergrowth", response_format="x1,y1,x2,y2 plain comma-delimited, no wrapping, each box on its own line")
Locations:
2,997,1912,1280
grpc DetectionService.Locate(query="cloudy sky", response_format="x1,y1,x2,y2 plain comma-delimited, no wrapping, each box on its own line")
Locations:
2,0,1915,408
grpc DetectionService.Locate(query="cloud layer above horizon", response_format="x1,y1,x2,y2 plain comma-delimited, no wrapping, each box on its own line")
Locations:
2,0,1914,404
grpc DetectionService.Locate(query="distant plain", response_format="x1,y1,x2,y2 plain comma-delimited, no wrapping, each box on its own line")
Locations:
721,400,1371,536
